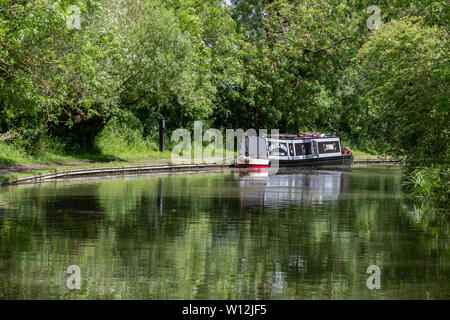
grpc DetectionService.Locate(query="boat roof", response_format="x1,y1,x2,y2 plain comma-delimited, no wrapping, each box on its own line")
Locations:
261,133,340,140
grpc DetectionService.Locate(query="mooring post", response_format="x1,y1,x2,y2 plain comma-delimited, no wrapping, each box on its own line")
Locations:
159,117,165,152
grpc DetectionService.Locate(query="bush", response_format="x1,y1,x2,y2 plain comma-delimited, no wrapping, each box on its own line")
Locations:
95,111,159,158
406,166,450,209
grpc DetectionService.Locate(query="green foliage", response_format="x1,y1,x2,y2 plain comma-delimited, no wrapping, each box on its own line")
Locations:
95,110,161,159
343,18,449,167
226,0,368,131
406,166,449,209
0,0,121,132
118,1,212,124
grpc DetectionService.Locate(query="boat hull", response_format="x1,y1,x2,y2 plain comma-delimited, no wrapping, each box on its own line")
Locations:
234,156,270,171
234,155,353,169
275,154,353,167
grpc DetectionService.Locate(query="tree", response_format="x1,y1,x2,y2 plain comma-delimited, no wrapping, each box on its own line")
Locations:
343,17,449,166
0,0,121,148
227,0,367,131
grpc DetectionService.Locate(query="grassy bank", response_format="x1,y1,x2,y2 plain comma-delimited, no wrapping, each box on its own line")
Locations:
0,143,173,167
0,131,173,167
349,149,390,160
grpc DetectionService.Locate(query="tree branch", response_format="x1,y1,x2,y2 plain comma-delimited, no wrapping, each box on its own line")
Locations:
303,37,352,53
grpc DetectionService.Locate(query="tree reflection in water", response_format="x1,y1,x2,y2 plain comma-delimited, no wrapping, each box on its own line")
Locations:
0,167,448,299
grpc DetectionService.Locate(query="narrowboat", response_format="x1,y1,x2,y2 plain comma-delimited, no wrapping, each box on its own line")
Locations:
234,132,353,169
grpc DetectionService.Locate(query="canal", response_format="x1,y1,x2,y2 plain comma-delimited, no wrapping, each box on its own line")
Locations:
0,166,448,299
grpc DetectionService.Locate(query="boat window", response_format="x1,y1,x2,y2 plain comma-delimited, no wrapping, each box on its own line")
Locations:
318,141,340,154
289,143,295,156
294,143,312,155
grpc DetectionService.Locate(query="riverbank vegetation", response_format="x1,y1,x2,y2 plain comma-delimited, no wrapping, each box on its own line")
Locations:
406,166,449,210
1,1,448,209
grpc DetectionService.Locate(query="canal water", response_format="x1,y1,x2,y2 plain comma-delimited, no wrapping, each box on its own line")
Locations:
0,166,448,299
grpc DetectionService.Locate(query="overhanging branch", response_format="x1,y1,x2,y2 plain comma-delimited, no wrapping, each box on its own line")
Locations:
303,37,352,53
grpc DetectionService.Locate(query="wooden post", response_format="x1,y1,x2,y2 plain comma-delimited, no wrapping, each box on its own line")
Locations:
159,118,165,152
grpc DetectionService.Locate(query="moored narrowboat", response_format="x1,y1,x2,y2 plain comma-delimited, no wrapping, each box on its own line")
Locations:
235,132,353,169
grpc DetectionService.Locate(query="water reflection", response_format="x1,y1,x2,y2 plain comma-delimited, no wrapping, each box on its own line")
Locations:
0,167,448,300
238,170,350,210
